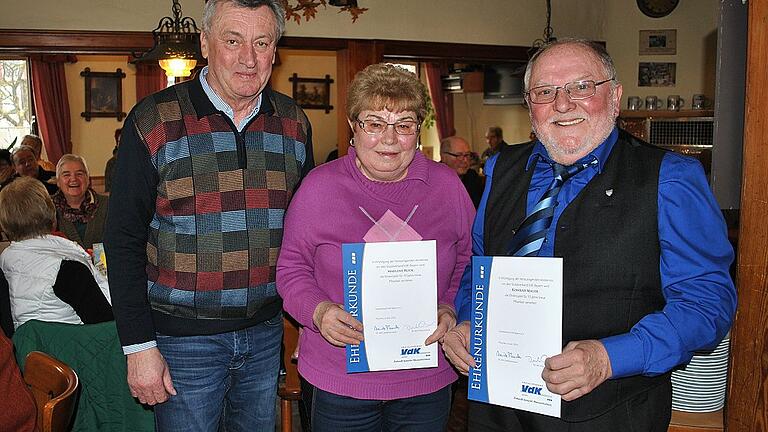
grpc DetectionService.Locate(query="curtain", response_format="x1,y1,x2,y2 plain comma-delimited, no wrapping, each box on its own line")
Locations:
135,62,167,101
29,55,76,164
424,62,455,141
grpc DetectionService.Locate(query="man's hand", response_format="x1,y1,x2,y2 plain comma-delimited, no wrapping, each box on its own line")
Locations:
425,304,457,345
313,301,364,347
542,339,612,401
126,347,176,405
441,321,475,375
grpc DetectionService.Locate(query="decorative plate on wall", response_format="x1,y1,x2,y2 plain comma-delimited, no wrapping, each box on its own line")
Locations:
636,0,680,18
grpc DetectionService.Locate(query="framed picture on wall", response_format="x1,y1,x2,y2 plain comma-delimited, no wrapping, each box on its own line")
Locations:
80,68,126,121
639,29,677,55
638,62,676,87
289,73,334,113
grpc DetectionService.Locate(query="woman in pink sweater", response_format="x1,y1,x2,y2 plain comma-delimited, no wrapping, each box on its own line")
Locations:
277,63,475,431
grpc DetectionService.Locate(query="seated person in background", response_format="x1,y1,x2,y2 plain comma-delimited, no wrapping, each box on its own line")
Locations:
441,136,484,208
20,134,55,172
103,128,121,193
53,154,109,250
480,126,509,167
1,145,58,194
0,150,13,185
0,177,112,330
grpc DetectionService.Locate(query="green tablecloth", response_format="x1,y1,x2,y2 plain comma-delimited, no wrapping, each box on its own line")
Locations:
13,320,154,431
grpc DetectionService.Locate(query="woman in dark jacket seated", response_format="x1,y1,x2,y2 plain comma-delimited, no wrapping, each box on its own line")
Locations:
52,154,109,250
0,177,112,330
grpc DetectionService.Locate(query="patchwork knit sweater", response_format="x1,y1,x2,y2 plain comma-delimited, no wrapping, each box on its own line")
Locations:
105,77,313,347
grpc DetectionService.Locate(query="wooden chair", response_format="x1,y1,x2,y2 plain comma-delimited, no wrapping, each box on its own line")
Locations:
23,351,79,432
278,317,302,432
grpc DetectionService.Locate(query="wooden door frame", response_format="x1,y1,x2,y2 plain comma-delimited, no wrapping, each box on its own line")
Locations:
726,1,768,430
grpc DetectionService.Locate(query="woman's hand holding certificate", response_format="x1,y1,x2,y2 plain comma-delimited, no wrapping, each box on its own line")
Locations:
343,240,439,373
313,301,364,347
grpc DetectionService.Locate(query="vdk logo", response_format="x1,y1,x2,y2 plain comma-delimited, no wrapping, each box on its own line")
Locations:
401,348,421,355
521,385,542,395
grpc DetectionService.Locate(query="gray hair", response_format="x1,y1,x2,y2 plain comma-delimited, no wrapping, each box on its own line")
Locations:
486,126,503,139
11,145,36,160
440,136,457,154
523,38,618,91
56,154,90,178
202,0,286,40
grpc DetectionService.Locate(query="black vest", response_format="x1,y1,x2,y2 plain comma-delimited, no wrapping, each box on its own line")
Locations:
484,131,670,421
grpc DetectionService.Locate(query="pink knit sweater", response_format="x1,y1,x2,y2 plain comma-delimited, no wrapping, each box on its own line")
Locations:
277,148,475,400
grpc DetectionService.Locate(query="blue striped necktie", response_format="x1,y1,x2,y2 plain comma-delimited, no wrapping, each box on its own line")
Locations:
507,159,597,256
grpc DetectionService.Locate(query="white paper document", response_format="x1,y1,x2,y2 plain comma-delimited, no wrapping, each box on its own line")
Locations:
343,240,438,373
468,256,563,418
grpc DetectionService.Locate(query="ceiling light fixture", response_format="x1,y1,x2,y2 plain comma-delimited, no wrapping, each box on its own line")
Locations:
132,0,203,78
529,0,556,57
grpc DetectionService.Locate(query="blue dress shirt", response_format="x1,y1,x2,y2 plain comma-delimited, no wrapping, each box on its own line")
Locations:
456,127,736,379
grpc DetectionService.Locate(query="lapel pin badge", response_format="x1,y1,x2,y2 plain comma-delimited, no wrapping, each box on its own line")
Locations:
605,189,614,197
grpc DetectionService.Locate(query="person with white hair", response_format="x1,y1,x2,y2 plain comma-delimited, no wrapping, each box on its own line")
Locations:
53,154,109,250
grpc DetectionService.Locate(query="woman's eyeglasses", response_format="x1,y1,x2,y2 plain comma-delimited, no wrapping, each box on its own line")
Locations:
356,119,420,135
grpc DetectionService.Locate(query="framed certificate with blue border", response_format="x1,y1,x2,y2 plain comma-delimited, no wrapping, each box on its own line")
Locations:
343,240,438,373
468,255,563,417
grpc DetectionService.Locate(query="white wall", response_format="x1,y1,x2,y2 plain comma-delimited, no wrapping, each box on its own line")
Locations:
271,49,338,166
64,55,134,176
603,0,719,109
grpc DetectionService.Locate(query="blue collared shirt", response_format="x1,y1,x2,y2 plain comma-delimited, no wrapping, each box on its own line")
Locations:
199,66,261,131
456,127,736,378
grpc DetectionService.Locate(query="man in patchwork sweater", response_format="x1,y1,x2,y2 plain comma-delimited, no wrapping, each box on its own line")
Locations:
104,1,313,430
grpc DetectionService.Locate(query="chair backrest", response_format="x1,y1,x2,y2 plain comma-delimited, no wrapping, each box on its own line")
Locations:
23,351,79,432
281,317,301,396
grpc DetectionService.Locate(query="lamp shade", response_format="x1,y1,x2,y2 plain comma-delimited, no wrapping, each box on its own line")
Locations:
132,0,204,78
159,58,197,78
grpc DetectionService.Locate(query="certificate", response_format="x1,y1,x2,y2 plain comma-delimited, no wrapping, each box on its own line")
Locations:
343,240,438,373
468,256,563,418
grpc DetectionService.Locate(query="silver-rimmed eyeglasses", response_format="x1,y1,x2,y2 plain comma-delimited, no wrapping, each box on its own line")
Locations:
356,119,421,135
526,77,615,104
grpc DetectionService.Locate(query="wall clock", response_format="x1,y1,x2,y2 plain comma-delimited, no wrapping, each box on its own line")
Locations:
636,0,680,18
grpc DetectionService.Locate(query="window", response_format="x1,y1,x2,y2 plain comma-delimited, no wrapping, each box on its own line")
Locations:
0,59,33,149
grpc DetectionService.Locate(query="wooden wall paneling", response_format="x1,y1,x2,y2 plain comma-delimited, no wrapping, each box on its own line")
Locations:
380,40,529,63
0,29,153,54
726,0,768,431
336,40,383,157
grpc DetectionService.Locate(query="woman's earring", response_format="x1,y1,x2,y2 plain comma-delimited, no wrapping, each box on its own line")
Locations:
349,137,355,147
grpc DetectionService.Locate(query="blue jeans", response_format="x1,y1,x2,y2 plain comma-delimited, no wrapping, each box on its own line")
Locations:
306,382,452,432
154,313,283,432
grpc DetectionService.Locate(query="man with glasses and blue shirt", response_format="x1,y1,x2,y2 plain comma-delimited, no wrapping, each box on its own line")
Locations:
104,0,313,430
442,39,736,431
441,136,484,208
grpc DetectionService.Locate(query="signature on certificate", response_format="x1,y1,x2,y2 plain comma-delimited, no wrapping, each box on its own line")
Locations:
404,320,435,332
372,324,400,333
525,354,548,366
495,350,522,361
